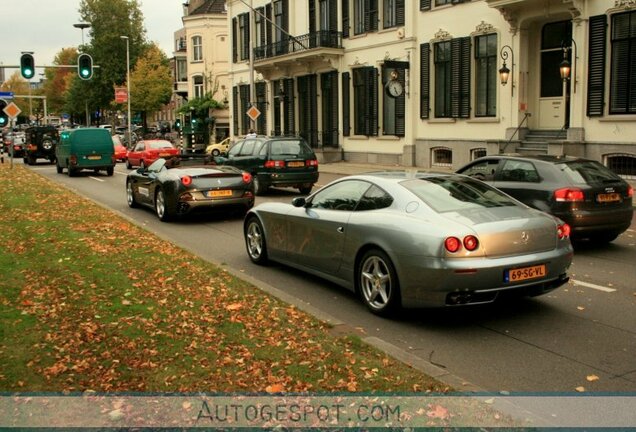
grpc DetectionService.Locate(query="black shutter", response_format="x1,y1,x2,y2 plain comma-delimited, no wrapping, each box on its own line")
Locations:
450,37,470,118
365,0,378,32
240,85,251,135
396,69,406,137
232,17,238,63
329,0,338,32
342,0,349,38
244,14,251,60
420,43,430,119
587,15,607,116
256,82,268,135
420,0,431,11
396,0,405,26
342,72,350,136
266,4,273,56
282,0,290,54
366,67,378,136
309,0,316,33
257,7,266,46
298,75,318,147
233,86,239,135
284,78,295,135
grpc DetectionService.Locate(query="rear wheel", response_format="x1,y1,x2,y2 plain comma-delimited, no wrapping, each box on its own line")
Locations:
589,232,619,244
212,149,220,156
140,160,146,169
126,181,138,208
68,165,77,177
299,185,313,195
155,188,173,222
126,159,133,169
26,155,36,165
106,166,114,176
56,161,63,174
253,176,268,196
245,216,268,264
358,249,401,316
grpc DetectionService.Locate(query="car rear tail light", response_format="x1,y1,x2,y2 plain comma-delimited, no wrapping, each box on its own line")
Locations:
554,188,584,202
264,160,285,168
557,223,571,239
306,159,318,167
463,235,479,251
627,185,634,198
181,175,192,186
445,237,461,253
242,172,252,184
111,155,116,164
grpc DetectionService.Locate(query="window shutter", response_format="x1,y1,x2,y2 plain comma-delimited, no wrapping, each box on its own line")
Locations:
396,69,406,137
342,0,349,38
240,85,251,135
420,43,430,119
451,37,470,118
587,15,607,116
298,75,318,147
266,4,273,56
309,0,316,34
420,0,431,11
232,17,238,63
256,82,268,135
284,78,295,135
329,0,338,32
396,0,405,27
365,0,378,32
342,72,351,136
366,67,378,136
233,86,239,135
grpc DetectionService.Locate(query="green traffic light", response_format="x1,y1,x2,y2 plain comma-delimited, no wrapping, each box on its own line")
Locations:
0,118,6,125
81,69,89,77
24,69,33,78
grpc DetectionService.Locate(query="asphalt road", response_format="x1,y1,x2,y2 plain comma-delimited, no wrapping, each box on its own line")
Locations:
25,160,636,392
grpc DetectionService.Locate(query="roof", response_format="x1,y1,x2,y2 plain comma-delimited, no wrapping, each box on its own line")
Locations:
189,0,226,15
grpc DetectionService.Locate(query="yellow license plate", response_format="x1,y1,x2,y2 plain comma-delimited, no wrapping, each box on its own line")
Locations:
287,161,304,167
87,155,101,160
597,193,621,203
159,153,171,157
207,190,232,198
506,264,546,283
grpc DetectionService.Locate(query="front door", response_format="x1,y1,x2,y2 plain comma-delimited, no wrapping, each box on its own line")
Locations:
538,20,571,130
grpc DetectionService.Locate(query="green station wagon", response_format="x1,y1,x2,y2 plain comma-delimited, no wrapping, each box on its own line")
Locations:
56,128,116,177
217,136,319,195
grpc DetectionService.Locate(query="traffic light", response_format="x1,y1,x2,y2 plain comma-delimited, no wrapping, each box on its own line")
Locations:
0,100,7,127
20,53,35,79
77,53,93,80
174,119,181,131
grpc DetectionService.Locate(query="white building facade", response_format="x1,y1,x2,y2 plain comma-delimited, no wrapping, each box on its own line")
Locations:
227,0,636,176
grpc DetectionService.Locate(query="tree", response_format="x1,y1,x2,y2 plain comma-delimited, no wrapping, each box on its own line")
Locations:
78,0,148,115
0,72,32,123
43,47,79,115
128,43,172,130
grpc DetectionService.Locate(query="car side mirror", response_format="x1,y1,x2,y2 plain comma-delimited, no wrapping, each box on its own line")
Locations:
136,167,146,175
292,197,306,207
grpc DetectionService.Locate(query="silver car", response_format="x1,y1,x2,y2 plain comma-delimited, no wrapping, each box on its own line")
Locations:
244,172,573,316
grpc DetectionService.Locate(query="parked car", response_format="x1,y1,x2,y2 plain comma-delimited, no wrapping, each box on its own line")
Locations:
216,136,319,195
112,135,128,162
126,155,255,221
243,172,573,316
11,133,26,157
205,137,231,156
457,155,634,243
55,127,115,176
126,139,179,169
24,126,59,165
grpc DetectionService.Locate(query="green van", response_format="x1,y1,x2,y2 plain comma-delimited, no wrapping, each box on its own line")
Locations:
56,128,116,177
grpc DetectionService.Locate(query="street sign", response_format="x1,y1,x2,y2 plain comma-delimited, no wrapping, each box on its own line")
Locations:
247,105,261,121
114,87,127,104
3,102,21,119
0,91,14,99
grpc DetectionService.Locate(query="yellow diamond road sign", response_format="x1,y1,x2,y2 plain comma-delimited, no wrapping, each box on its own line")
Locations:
246,106,261,121
3,102,21,120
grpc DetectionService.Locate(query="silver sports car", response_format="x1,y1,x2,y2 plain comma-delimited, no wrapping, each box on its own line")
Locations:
244,172,573,316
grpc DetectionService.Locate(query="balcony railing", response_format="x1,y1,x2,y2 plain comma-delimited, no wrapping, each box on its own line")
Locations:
254,30,342,61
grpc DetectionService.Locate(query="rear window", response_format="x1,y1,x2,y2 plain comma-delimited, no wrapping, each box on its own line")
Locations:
149,141,174,149
268,140,313,158
558,161,622,185
402,176,518,213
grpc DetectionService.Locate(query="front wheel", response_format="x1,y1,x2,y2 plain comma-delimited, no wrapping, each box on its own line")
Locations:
155,188,173,222
126,159,133,169
245,216,268,265
358,249,401,316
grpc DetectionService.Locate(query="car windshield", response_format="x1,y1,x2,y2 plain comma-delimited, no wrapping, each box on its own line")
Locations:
558,160,623,185
149,141,173,149
401,176,518,213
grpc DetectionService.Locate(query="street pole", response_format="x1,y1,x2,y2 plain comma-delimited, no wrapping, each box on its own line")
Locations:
120,36,132,147
74,23,91,126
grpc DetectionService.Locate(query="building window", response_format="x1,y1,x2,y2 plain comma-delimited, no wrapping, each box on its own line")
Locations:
353,67,378,136
475,34,497,117
176,59,187,82
382,64,406,136
354,0,378,35
239,13,250,61
273,0,289,55
605,153,636,178
471,147,487,161
432,147,452,167
610,11,636,114
434,41,452,118
193,76,204,98
192,36,202,62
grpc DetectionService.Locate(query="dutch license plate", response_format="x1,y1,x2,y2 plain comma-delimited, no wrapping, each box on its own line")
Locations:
597,193,621,203
87,155,101,160
505,264,546,283
207,190,232,198
159,153,170,157
287,161,304,167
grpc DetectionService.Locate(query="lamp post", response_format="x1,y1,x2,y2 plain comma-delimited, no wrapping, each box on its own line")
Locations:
74,23,91,126
120,36,132,148
498,45,515,96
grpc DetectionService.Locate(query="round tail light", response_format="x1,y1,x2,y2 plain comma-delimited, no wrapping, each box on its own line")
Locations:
463,235,479,251
181,175,192,186
445,237,461,253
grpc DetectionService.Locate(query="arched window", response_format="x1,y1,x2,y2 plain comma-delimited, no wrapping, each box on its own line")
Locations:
471,147,487,160
431,147,452,167
193,75,204,98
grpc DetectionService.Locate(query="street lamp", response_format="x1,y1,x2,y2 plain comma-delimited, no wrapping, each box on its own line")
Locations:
120,36,132,148
73,23,91,126
498,45,515,95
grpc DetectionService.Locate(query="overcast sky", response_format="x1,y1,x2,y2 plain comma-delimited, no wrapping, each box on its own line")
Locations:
1,0,185,80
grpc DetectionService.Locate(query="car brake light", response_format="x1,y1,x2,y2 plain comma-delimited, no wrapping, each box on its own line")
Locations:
445,237,461,253
181,175,192,186
557,223,571,239
554,188,584,202
264,160,285,168
306,159,318,167
242,172,252,184
463,235,479,251
627,185,634,198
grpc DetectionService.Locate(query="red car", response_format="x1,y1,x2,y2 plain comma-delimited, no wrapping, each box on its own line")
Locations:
112,135,128,162
126,139,178,169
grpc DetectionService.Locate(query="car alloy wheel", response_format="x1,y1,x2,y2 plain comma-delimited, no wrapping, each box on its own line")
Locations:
155,188,171,221
126,181,138,208
359,249,400,316
245,216,268,264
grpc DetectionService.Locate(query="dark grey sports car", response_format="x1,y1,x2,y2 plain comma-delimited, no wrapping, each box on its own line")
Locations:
244,172,574,315
126,155,255,221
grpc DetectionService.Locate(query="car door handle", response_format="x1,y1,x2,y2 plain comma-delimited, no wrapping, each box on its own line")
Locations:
337,226,344,233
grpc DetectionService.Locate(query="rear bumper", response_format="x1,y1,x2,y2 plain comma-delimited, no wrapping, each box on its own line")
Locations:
259,171,319,188
554,206,633,237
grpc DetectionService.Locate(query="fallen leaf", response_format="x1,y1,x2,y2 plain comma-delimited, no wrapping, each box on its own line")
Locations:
226,303,243,311
426,404,449,419
265,383,284,393
577,306,585,311
575,386,585,392
586,375,600,382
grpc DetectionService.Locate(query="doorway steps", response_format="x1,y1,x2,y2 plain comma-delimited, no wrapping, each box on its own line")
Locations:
517,129,565,155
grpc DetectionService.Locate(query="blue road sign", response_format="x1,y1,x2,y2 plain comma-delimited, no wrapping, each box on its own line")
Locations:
0,91,14,99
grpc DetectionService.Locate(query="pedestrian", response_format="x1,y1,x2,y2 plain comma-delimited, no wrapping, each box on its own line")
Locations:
246,129,257,138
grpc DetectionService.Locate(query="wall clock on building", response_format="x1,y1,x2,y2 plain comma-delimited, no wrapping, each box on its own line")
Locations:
385,70,403,97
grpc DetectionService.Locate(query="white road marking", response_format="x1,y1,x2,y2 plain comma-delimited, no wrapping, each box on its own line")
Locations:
89,176,105,182
115,170,128,176
571,279,617,293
